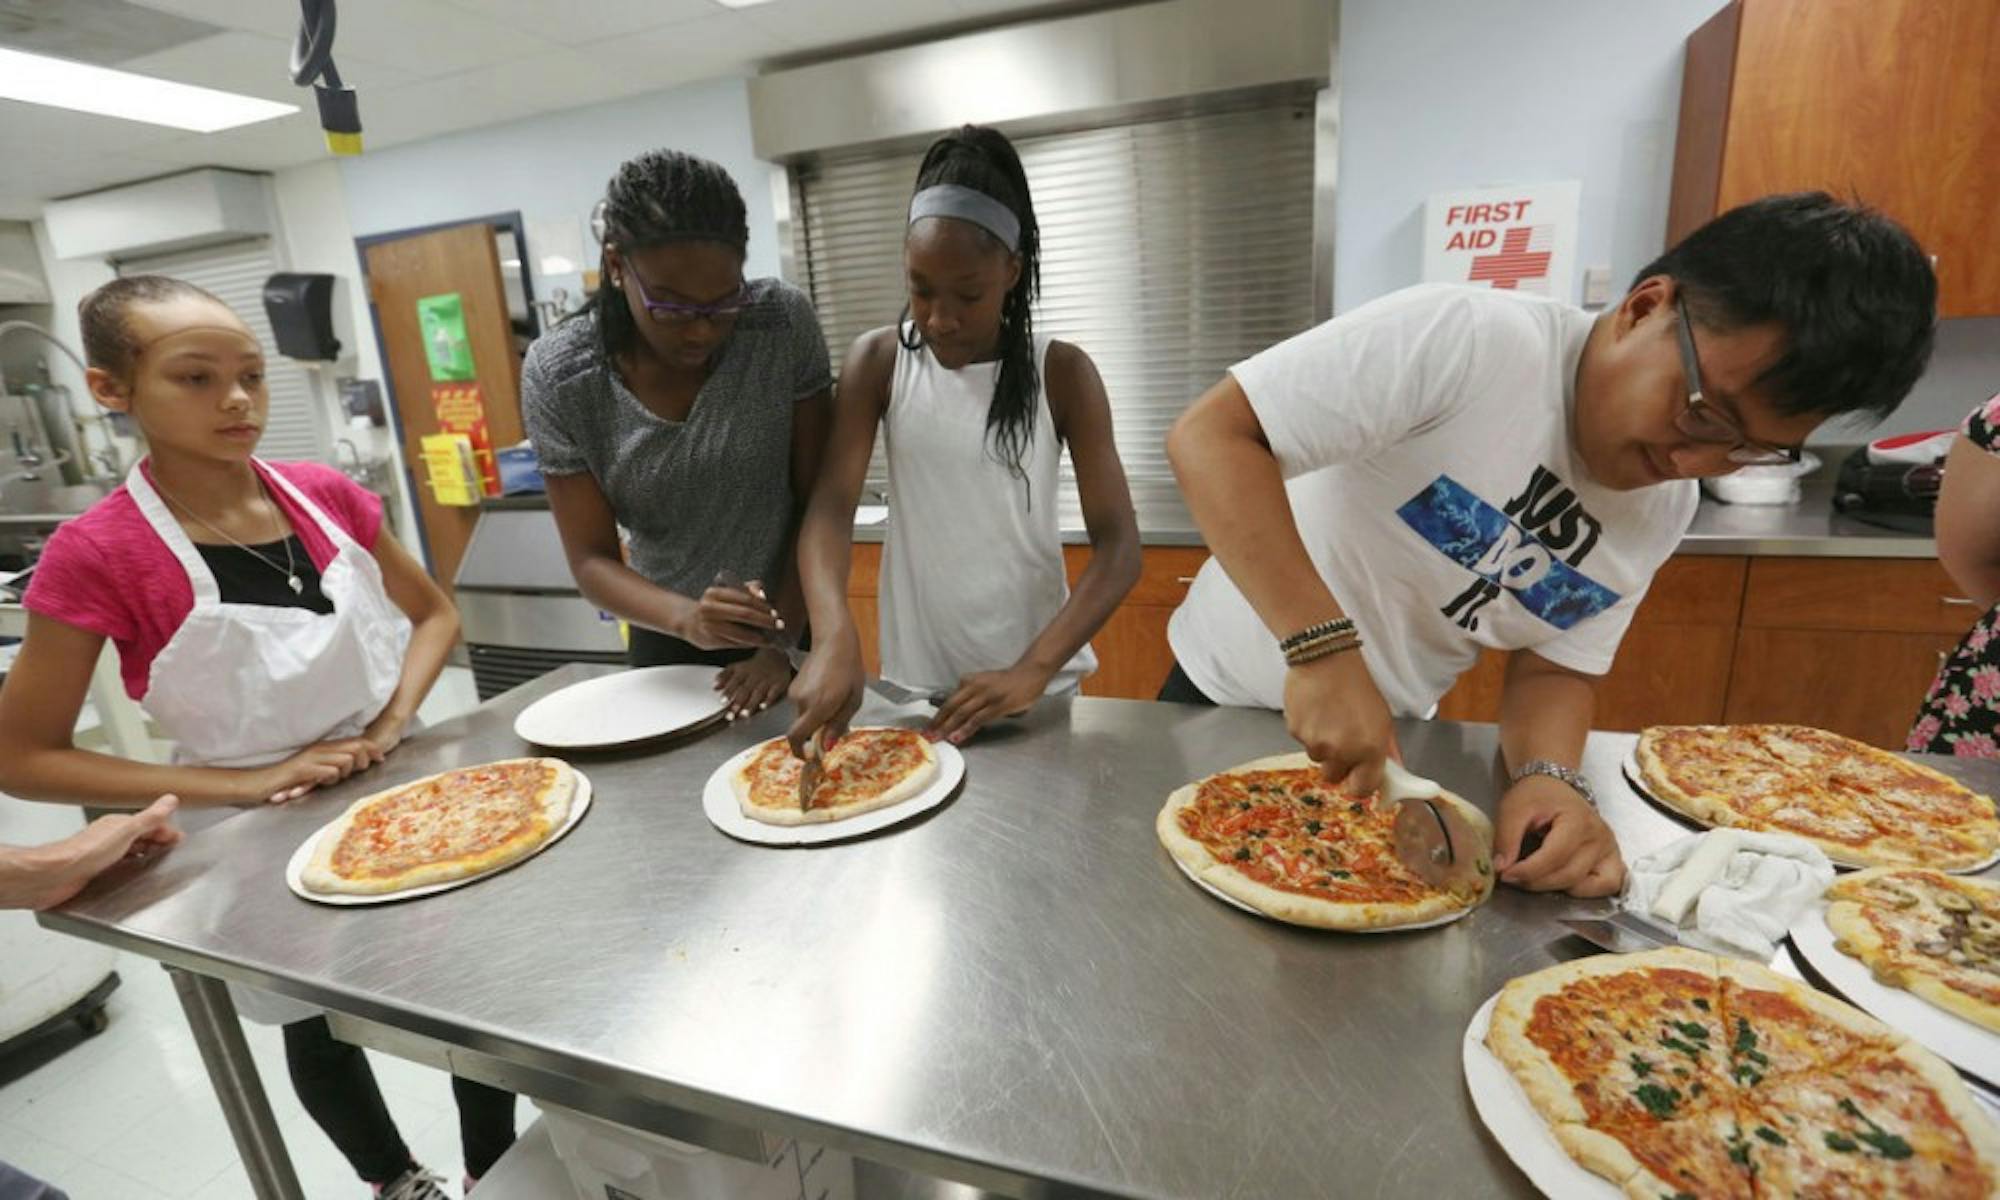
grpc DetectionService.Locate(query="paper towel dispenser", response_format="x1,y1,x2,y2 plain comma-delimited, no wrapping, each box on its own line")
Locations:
262,273,342,361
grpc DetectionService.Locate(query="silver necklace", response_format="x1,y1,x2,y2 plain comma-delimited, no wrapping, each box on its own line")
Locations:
156,477,304,595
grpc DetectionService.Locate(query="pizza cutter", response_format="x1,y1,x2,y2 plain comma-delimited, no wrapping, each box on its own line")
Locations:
797,728,824,813
1385,759,1487,890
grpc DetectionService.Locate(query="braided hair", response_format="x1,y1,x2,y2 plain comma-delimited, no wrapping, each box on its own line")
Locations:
901,125,1041,491
582,149,749,362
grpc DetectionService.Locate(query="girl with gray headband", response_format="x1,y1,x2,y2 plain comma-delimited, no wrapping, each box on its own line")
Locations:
787,125,1141,751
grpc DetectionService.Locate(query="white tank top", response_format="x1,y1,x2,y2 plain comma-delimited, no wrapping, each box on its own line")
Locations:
879,330,1097,693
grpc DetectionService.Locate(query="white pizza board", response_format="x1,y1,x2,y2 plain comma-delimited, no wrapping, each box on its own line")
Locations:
1166,853,1480,933
1790,898,2000,1086
1463,990,1623,1200
514,666,727,750
702,738,965,846
286,773,593,906
1620,749,2000,875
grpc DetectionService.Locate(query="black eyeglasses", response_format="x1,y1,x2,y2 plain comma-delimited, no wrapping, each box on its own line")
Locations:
1673,295,1801,466
623,269,750,326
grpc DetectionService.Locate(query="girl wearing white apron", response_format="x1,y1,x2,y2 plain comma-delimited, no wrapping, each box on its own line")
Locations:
0,277,508,1198
790,125,1141,752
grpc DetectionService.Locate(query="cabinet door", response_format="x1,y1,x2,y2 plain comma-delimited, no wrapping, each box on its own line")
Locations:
1081,605,1177,699
1724,628,1960,747
1717,0,2000,315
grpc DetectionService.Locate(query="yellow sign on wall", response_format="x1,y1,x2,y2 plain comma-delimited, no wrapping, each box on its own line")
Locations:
420,432,480,507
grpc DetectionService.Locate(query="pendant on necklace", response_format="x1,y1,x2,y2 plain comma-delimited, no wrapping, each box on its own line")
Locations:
288,575,303,595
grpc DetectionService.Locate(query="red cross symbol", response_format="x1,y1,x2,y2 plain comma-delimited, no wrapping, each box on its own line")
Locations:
1468,226,1553,290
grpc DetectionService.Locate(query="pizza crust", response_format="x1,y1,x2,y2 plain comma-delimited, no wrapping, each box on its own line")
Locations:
301,758,575,896
1156,751,1494,931
732,730,940,826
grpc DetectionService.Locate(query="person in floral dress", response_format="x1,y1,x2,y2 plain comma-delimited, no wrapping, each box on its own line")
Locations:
1911,392,2000,757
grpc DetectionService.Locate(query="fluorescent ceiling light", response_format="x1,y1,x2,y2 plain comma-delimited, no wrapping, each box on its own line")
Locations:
710,0,778,8
0,47,298,133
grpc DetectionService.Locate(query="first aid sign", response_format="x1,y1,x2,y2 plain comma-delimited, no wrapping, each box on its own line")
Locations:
1422,181,1580,303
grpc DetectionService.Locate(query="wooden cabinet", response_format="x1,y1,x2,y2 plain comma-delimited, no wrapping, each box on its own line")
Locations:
1669,0,2000,316
848,541,1974,739
841,541,1203,699
1723,557,1975,746
1437,557,1748,730
1066,545,1208,699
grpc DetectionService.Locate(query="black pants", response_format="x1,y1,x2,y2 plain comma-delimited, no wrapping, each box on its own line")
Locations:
283,1017,517,1183
1157,660,1218,706
627,626,753,669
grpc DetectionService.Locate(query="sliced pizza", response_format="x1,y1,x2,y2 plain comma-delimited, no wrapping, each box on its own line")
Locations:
1483,948,2000,1200
1634,724,2000,869
732,727,940,826
1828,867,2000,1033
301,757,576,896
1156,752,1493,931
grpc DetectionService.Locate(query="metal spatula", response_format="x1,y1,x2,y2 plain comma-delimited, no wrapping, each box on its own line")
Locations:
1384,760,1486,890
797,729,823,813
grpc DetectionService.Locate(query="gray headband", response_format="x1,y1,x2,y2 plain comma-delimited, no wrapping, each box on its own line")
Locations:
907,184,1020,251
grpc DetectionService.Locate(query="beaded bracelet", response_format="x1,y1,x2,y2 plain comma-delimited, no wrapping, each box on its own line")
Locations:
1279,617,1355,654
1284,631,1363,667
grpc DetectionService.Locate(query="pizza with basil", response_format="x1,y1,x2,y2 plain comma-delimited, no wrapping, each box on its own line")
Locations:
1634,724,2000,869
302,757,576,896
1155,752,1494,930
733,727,939,826
1484,947,2000,1199
1828,867,2000,1033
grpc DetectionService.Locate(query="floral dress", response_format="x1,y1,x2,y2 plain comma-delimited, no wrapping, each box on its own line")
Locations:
1909,395,2000,758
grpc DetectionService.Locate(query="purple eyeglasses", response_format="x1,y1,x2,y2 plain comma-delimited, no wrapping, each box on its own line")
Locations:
623,270,751,325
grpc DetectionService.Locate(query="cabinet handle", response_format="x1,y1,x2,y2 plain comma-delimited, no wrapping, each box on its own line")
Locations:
1175,576,1196,585
1941,596,1980,607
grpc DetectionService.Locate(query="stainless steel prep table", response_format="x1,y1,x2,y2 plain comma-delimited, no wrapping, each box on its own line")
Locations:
41,666,2000,1198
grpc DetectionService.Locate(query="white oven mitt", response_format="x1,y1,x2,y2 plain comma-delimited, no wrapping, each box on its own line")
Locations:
1622,830,1834,960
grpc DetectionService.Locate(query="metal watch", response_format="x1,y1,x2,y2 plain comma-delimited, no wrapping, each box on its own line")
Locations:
1509,759,1595,806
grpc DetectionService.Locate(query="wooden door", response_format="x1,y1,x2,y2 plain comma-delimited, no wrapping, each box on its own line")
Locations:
363,224,523,585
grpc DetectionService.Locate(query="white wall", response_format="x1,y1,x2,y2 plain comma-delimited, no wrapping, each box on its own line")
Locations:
1335,0,2000,441
336,75,782,289
269,159,421,546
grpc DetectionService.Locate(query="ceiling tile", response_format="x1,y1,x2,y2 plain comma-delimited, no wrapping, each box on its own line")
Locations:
358,45,658,146
125,111,337,173
739,0,965,51
125,0,300,40
0,0,220,65
115,30,416,102
435,0,716,46
580,11,795,90
313,0,559,75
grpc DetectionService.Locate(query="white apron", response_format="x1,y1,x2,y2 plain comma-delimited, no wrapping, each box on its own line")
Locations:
127,459,411,1023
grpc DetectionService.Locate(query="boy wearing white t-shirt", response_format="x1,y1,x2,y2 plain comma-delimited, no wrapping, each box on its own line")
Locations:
1164,193,1938,898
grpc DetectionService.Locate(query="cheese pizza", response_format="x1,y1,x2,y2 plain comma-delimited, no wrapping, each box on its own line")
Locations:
1156,752,1493,930
1634,725,2000,869
301,757,576,896
733,728,939,826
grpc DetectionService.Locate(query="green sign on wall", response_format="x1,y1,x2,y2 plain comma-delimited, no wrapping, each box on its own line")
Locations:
417,292,475,382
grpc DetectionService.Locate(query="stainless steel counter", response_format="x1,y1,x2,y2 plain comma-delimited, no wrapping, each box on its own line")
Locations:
44,669,1999,1198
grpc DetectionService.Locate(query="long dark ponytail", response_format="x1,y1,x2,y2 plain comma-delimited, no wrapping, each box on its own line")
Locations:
901,125,1041,492
579,149,748,363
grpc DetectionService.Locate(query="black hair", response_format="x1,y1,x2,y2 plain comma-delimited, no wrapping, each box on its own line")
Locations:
901,124,1041,494
78,275,228,378
1633,192,1935,421
581,148,749,362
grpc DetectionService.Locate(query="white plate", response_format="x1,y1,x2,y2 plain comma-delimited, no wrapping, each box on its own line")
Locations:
1789,898,2000,1086
702,735,965,846
513,666,727,750
1166,852,1480,932
1463,990,1622,1199
287,772,593,906
1621,749,2000,874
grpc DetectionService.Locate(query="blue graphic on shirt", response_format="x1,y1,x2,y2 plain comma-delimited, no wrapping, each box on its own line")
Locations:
1396,474,1620,631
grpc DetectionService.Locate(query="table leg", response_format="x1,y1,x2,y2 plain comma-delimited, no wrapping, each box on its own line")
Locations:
166,968,304,1200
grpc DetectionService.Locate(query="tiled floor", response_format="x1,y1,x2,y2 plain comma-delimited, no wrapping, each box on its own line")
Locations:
0,667,499,1199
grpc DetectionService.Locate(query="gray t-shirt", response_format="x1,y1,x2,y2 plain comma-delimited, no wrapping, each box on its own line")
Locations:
520,278,831,599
